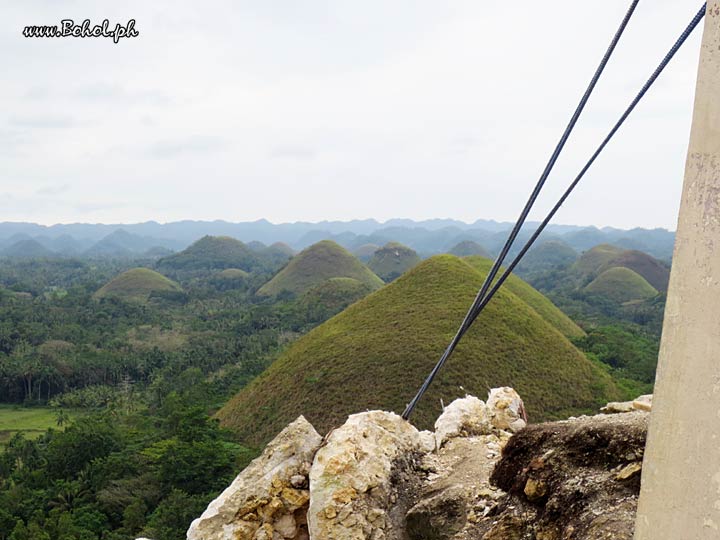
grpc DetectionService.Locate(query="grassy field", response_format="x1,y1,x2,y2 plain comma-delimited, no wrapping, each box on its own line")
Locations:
0,405,75,448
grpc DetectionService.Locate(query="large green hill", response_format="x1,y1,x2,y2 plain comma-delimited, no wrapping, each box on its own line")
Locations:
464,256,584,339
449,240,490,258
157,236,259,272
367,242,421,282
93,268,182,302
584,267,658,304
597,250,669,292
353,244,380,263
257,240,383,296
218,255,619,446
519,240,577,271
572,244,624,278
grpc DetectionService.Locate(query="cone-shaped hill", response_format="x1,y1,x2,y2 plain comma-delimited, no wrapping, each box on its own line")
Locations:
584,267,658,304
353,244,380,263
367,242,421,282
520,240,577,271
157,236,260,272
3,238,55,258
93,268,182,302
597,250,669,292
218,255,620,446
449,240,490,258
256,240,383,297
572,244,624,277
464,256,584,339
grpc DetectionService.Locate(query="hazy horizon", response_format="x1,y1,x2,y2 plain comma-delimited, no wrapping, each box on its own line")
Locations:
0,216,676,232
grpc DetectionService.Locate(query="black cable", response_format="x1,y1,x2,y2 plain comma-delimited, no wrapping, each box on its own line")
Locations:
402,1,706,420
462,2,706,330
401,0,641,420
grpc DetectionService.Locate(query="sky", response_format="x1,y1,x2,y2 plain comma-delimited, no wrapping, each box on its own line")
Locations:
0,1,707,229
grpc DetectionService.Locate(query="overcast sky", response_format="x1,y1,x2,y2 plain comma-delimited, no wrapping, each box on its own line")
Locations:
0,1,707,229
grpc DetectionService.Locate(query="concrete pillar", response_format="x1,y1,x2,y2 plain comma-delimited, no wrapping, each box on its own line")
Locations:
635,3,720,538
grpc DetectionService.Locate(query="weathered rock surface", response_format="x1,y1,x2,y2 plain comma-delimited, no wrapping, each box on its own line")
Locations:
187,416,321,540
486,387,527,433
188,389,650,540
308,411,425,540
601,394,653,414
469,411,649,539
434,395,492,448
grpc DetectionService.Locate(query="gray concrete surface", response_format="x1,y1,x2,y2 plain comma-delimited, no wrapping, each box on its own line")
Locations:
635,2,720,538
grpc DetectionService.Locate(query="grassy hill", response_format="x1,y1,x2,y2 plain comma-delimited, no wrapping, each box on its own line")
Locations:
353,244,380,263
3,239,55,258
218,255,620,446
367,242,421,282
157,235,259,272
520,240,577,271
93,268,182,302
598,250,670,292
449,240,490,258
257,240,383,296
464,256,584,339
584,267,658,304
572,244,624,278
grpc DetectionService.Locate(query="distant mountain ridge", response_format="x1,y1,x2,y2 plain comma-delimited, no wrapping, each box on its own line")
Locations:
0,220,676,261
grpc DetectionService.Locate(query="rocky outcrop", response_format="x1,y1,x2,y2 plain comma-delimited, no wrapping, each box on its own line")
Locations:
480,411,648,539
308,411,430,540
187,416,321,540
188,390,651,540
601,394,653,414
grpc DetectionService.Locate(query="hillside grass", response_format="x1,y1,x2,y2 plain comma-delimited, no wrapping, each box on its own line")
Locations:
93,268,182,302
257,240,384,296
584,267,658,304
464,256,584,339
219,255,620,446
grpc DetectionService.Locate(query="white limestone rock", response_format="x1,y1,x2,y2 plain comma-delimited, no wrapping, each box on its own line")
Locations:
632,394,653,412
434,395,492,447
487,387,527,433
187,416,321,540
308,411,423,540
601,395,653,414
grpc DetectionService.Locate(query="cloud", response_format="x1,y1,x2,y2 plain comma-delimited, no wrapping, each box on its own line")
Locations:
269,145,317,160
9,115,75,129
35,184,70,196
72,83,170,106
144,135,228,159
